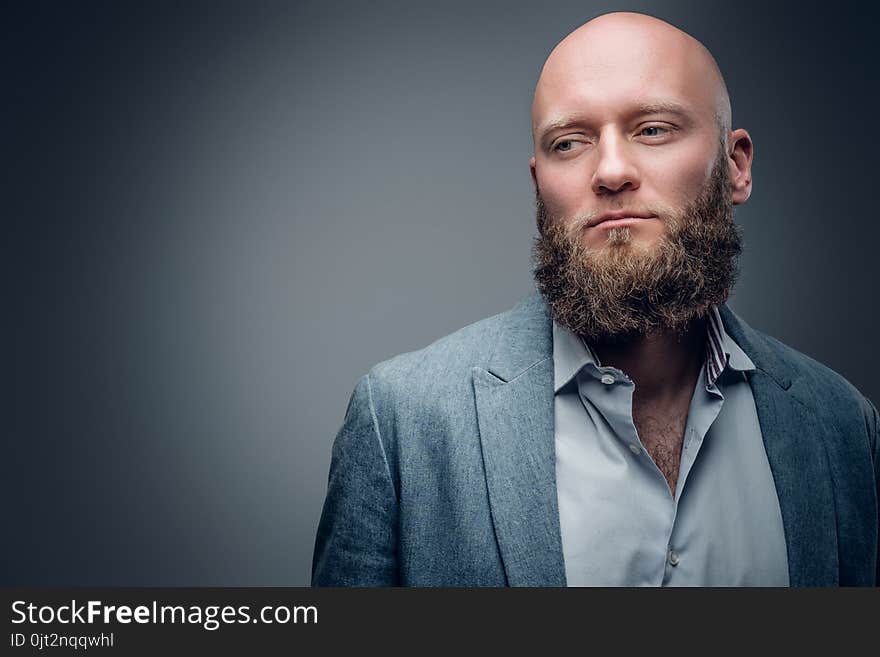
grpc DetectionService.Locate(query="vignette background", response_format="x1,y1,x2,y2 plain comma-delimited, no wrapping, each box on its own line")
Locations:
6,0,878,584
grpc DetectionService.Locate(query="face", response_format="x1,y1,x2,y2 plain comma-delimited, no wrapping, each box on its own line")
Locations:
530,26,727,256
529,16,753,341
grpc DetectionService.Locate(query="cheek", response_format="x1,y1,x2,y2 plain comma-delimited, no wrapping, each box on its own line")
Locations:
655,163,709,197
644,144,718,201
536,164,587,217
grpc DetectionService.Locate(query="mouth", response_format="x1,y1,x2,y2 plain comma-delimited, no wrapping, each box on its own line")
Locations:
587,211,657,228
591,216,656,229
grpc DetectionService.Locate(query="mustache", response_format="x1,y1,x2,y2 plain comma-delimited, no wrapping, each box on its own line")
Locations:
559,207,673,240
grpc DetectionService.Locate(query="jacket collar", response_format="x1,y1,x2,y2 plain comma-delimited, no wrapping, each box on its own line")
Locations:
484,292,554,382
718,304,794,390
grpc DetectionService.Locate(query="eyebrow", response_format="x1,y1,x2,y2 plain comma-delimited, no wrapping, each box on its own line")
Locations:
630,101,694,120
536,101,695,140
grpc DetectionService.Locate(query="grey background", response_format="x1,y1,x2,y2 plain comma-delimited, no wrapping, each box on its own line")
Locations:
6,0,878,585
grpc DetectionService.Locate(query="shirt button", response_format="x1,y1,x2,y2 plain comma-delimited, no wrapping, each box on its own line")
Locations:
600,374,615,385
628,444,641,455
668,549,680,567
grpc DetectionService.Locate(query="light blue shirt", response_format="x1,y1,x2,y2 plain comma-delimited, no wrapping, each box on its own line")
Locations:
553,308,790,586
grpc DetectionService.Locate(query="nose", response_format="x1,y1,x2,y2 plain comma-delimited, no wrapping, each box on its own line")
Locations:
591,131,640,196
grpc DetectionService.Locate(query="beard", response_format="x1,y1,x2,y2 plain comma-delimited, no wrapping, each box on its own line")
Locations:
532,150,743,344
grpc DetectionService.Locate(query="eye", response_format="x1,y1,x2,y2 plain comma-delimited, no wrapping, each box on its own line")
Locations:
639,125,671,138
549,135,591,154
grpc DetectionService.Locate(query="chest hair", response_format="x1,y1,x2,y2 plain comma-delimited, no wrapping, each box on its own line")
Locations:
632,406,689,495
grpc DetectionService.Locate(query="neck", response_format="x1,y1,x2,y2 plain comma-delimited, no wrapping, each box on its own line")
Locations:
590,317,707,404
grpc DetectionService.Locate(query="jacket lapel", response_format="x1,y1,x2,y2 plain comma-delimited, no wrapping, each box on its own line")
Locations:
472,294,566,586
720,305,839,586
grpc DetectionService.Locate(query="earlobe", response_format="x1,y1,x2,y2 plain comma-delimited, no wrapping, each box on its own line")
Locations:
529,155,537,186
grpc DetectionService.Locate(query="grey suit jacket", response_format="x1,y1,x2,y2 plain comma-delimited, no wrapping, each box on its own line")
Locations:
312,293,880,586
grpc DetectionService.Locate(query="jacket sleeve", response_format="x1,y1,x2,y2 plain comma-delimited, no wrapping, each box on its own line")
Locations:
311,373,399,586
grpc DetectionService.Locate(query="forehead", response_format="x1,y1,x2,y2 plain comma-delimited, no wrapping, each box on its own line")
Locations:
532,26,719,134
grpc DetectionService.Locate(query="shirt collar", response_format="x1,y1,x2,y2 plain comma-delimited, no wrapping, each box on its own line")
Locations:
553,305,756,393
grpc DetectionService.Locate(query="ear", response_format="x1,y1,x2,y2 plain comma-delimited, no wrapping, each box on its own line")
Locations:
529,155,538,187
727,128,753,205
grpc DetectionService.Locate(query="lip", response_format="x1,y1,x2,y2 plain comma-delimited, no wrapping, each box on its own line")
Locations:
588,211,656,228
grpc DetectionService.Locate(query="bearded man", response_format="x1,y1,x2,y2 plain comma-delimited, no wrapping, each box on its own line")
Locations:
312,12,879,586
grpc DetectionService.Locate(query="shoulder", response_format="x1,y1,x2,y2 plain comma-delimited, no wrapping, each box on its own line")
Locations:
766,330,871,408
731,314,878,451
342,298,529,461
352,293,547,429
366,299,518,392
786,334,877,450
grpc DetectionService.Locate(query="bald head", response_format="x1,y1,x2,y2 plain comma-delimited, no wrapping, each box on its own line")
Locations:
532,12,731,146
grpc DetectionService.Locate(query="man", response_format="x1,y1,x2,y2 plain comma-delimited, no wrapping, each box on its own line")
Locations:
312,12,879,586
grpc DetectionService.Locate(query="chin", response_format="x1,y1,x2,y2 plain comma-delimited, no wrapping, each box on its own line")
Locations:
589,232,657,251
